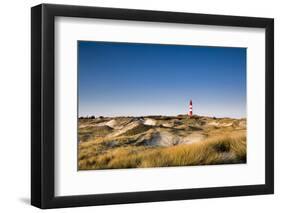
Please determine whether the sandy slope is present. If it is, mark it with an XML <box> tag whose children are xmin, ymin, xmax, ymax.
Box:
<box><xmin>79</xmin><ymin>115</ymin><xmax>246</xmax><ymax>146</ymax></box>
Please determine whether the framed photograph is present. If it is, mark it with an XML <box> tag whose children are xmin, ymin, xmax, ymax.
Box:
<box><xmin>31</xmin><ymin>4</ymin><xmax>274</xmax><ymax>209</ymax></box>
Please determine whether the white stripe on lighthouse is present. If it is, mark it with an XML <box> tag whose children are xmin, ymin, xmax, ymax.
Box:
<box><xmin>189</xmin><ymin>99</ymin><xmax>193</xmax><ymax>116</ymax></box>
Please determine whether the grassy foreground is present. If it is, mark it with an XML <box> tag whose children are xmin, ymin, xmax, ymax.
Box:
<box><xmin>79</xmin><ymin>134</ymin><xmax>246</xmax><ymax>170</ymax></box>
<box><xmin>78</xmin><ymin>115</ymin><xmax>246</xmax><ymax>170</ymax></box>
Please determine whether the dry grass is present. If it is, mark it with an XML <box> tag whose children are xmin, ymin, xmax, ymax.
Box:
<box><xmin>78</xmin><ymin>132</ymin><xmax>246</xmax><ymax>170</ymax></box>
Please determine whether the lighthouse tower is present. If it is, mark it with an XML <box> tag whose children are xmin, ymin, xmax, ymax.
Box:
<box><xmin>188</xmin><ymin>100</ymin><xmax>193</xmax><ymax>117</ymax></box>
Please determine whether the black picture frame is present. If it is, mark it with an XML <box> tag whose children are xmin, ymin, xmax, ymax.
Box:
<box><xmin>31</xmin><ymin>3</ymin><xmax>274</xmax><ymax>209</ymax></box>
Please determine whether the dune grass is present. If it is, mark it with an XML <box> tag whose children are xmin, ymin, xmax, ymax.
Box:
<box><xmin>78</xmin><ymin>133</ymin><xmax>246</xmax><ymax>170</ymax></box>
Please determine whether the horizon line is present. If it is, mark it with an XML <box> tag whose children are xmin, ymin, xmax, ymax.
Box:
<box><xmin>78</xmin><ymin>114</ymin><xmax>246</xmax><ymax>120</ymax></box>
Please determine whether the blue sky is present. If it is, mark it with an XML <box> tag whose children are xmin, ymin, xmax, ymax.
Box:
<box><xmin>78</xmin><ymin>41</ymin><xmax>246</xmax><ymax>118</ymax></box>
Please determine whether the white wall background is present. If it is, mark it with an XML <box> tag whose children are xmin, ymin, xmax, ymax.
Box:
<box><xmin>0</xmin><ymin>0</ymin><xmax>279</xmax><ymax>212</ymax></box>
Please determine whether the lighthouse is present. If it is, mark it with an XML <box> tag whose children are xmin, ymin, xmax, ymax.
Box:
<box><xmin>188</xmin><ymin>99</ymin><xmax>193</xmax><ymax>117</ymax></box>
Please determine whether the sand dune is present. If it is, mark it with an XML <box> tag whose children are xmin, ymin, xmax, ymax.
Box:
<box><xmin>78</xmin><ymin>115</ymin><xmax>246</xmax><ymax>170</ymax></box>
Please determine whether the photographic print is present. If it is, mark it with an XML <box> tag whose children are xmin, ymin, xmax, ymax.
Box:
<box><xmin>78</xmin><ymin>41</ymin><xmax>247</xmax><ymax>170</ymax></box>
<box><xmin>31</xmin><ymin>4</ymin><xmax>274</xmax><ymax>208</ymax></box>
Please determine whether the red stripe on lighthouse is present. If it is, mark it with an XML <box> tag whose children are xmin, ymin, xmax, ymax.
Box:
<box><xmin>189</xmin><ymin>100</ymin><xmax>193</xmax><ymax>117</ymax></box>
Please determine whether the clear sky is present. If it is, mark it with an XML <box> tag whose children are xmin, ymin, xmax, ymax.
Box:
<box><xmin>78</xmin><ymin>41</ymin><xmax>246</xmax><ymax>118</ymax></box>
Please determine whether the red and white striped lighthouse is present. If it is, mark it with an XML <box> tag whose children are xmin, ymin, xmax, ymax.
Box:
<box><xmin>188</xmin><ymin>99</ymin><xmax>193</xmax><ymax>117</ymax></box>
